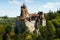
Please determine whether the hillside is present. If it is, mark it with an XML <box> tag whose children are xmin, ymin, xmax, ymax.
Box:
<box><xmin>0</xmin><ymin>10</ymin><xmax>60</xmax><ymax>40</ymax></box>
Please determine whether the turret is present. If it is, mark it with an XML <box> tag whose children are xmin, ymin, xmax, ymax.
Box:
<box><xmin>38</xmin><ymin>11</ymin><xmax>46</xmax><ymax>26</ymax></box>
<box><xmin>38</xmin><ymin>12</ymin><xmax>45</xmax><ymax>20</ymax></box>
<box><xmin>20</xmin><ymin>3</ymin><xmax>28</xmax><ymax>17</ymax></box>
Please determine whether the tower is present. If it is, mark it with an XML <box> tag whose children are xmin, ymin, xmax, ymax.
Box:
<box><xmin>20</xmin><ymin>3</ymin><xmax>28</xmax><ymax>18</ymax></box>
<box><xmin>38</xmin><ymin>12</ymin><xmax>46</xmax><ymax>26</ymax></box>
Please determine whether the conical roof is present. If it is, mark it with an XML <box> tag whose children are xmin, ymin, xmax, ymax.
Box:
<box><xmin>21</xmin><ymin>3</ymin><xmax>26</xmax><ymax>8</ymax></box>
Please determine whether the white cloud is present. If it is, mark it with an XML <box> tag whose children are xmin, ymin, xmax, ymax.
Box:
<box><xmin>8</xmin><ymin>0</ymin><xmax>21</xmax><ymax>5</ymax></box>
<box><xmin>42</xmin><ymin>3</ymin><xmax>54</xmax><ymax>8</ymax></box>
<box><xmin>24</xmin><ymin>0</ymin><xmax>33</xmax><ymax>3</ymax></box>
<box><xmin>38</xmin><ymin>2</ymin><xmax>60</xmax><ymax>13</ymax></box>
<box><xmin>42</xmin><ymin>2</ymin><xmax>60</xmax><ymax>9</ymax></box>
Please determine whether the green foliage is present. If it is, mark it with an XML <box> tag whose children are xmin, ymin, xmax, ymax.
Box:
<box><xmin>56</xmin><ymin>28</ymin><xmax>60</xmax><ymax>38</ymax></box>
<box><xmin>0</xmin><ymin>24</ymin><xmax>5</xmax><ymax>35</ymax></box>
<box><xmin>57</xmin><ymin>9</ymin><xmax>60</xmax><ymax>13</ymax></box>
<box><xmin>47</xmin><ymin>21</ymin><xmax>56</xmax><ymax>34</ymax></box>
<box><xmin>0</xmin><ymin>17</ymin><xmax>16</xmax><ymax>40</ymax></box>
<box><xmin>38</xmin><ymin>26</ymin><xmax>48</xmax><ymax>40</ymax></box>
<box><xmin>52</xmin><ymin>19</ymin><xmax>60</xmax><ymax>28</ymax></box>
<box><xmin>47</xmin><ymin>20</ymin><xmax>56</xmax><ymax>40</ymax></box>
<box><xmin>0</xmin><ymin>35</ymin><xmax>2</xmax><ymax>40</ymax></box>
<box><xmin>14</xmin><ymin>33</ymin><xmax>38</xmax><ymax>40</ymax></box>
<box><xmin>0</xmin><ymin>9</ymin><xmax>60</xmax><ymax>40</ymax></box>
<box><xmin>55</xmin><ymin>38</ymin><xmax>60</xmax><ymax>40</ymax></box>
<box><xmin>47</xmin><ymin>11</ymin><xmax>55</xmax><ymax>20</ymax></box>
<box><xmin>46</xmin><ymin>10</ymin><xmax>60</xmax><ymax>20</ymax></box>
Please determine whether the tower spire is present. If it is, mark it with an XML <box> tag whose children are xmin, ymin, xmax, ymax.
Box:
<box><xmin>20</xmin><ymin>1</ymin><xmax>27</xmax><ymax>17</ymax></box>
<box><xmin>23</xmin><ymin>0</ymin><xmax>26</xmax><ymax>5</ymax></box>
<box><xmin>23</xmin><ymin>1</ymin><xmax>26</xmax><ymax>8</ymax></box>
<box><xmin>24</xmin><ymin>0</ymin><xmax>25</xmax><ymax>4</ymax></box>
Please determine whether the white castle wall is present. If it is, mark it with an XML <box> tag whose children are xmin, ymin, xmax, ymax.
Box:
<box><xmin>42</xmin><ymin>20</ymin><xmax>46</xmax><ymax>26</ymax></box>
<box><xmin>25</xmin><ymin>21</ymin><xmax>35</xmax><ymax>33</ymax></box>
<box><xmin>16</xmin><ymin>19</ymin><xmax>46</xmax><ymax>33</ymax></box>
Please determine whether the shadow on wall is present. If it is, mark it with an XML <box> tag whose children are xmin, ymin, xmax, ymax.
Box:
<box><xmin>14</xmin><ymin>20</ymin><xmax>28</xmax><ymax>34</ymax></box>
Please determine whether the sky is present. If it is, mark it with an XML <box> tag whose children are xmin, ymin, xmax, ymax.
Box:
<box><xmin>0</xmin><ymin>0</ymin><xmax>60</xmax><ymax>17</ymax></box>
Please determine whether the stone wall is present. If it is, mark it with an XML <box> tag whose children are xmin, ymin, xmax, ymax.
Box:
<box><xmin>25</xmin><ymin>21</ymin><xmax>35</xmax><ymax>33</ymax></box>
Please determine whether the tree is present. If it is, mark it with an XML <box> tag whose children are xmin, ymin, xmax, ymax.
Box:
<box><xmin>47</xmin><ymin>10</ymin><xmax>57</xmax><ymax>20</ymax></box>
<box><xmin>56</xmin><ymin>28</ymin><xmax>60</xmax><ymax>38</ymax></box>
<box><xmin>57</xmin><ymin>8</ymin><xmax>60</xmax><ymax>13</ymax></box>
<box><xmin>37</xmin><ymin>26</ymin><xmax>48</xmax><ymax>40</ymax></box>
<box><xmin>0</xmin><ymin>24</ymin><xmax>6</xmax><ymax>40</ymax></box>
<box><xmin>52</xmin><ymin>19</ymin><xmax>60</xmax><ymax>28</ymax></box>
<box><xmin>47</xmin><ymin>20</ymin><xmax>56</xmax><ymax>40</ymax></box>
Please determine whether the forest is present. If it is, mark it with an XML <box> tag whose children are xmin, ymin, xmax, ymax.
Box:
<box><xmin>0</xmin><ymin>9</ymin><xmax>60</xmax><ymax>40</ymax></box>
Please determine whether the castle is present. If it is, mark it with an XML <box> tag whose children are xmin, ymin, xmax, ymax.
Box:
<box><xmin>16</xmin><ymin>4</ymin><xmax>46</xmax><ymax>34</ymax></box>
